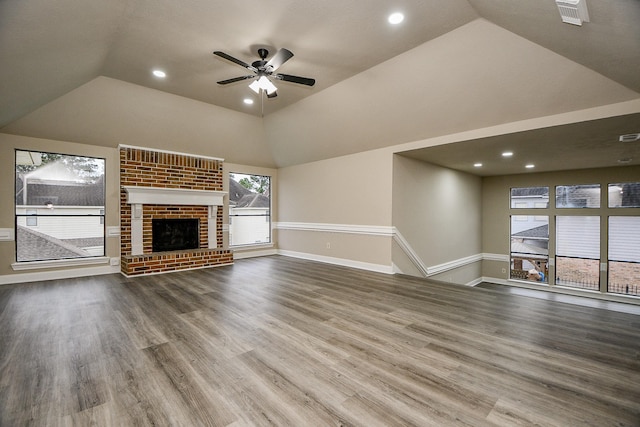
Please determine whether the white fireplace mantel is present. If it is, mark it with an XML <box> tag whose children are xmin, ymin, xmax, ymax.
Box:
<box><xmin>123</xmin><ymin>186</ymin><xmax>227</xmax><ymax>254</ymax></box>
<box><xmin>123</xmin><ymin>186</ymin><xmax>226</xmax><ymax>206</ymax></box>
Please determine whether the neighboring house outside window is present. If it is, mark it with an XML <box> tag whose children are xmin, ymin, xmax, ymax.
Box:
<box><xmin>26</xmin><ymin>209</ymin><xmax>37</xmax><ymax>226</ymax></box>
<box><xmin>228</xmin><ymin>173</ymin><xmax>271</xmax><ymax>246</ymax></box>
<box><xmin>15</xmin><ymin>150</ymin><xmax>106</xmax><ymax>262</ymax></box>
<box><xmin>510</xmin><ymin>187</ymin><xmax>549</xmax><ymax>282</ymax></box>
<box><xmin>508</xmin><ymin>183</ymin><xmax>640</xmax><ymax>296</ymax></box>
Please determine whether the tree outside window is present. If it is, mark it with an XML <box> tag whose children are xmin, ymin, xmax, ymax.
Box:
<box><xmin>228</xmin><ymin>173</ymin><xmax>271</xmax><ymax>246</ymax></box>
<box><xmin>15</xmin><ymin>150</ymin><xmax>105</xmax><ymax>262</ymax></box>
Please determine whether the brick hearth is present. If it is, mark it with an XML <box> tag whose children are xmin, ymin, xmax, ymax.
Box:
<box><xmin>119</xmin><ymin>145</ymin><xmax>232</xmax><ymax>276</ymax></box>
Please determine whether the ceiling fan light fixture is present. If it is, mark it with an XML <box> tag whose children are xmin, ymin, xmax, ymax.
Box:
<box><xmin>249</xmin><ymin>76</ymin><xmax>278</xmax><ymax>95</ymax></box>
<box><xmin>262</xmin><ymin>77</ymin><xmax>278</xmax><ymax>95</ymax></box>
<box><xmin>248</xmin><ymin>80</ymin><xmax>261</xmax><ymax>94</ymax></box>
<box><xmin>215</xmin><ymin>48</ymin><xmax>313</xmax><ymax>100</ymax></box>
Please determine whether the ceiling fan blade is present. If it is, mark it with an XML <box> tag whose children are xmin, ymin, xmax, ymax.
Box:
<box><xmin>213</xmin><ymin>51</ymin><xmax>257</xmax><ymax>72</ymax></box>
<box><xmin>265</xmin><ymin>48</ymin><xmax>294</xmax><ymax>72</ymax></box>
<box><xmin>274</xmin><ymin>73</ymin><xmax>315</xmax><ymax>86</ymax></box>
<box><xmin>266</xmin><ymin>91</ymin><xmax>278</xmax><ymax>99</ymax></box>
<box><xmin>217</xmin><ymin>75</ymin><xmax>256</xmax><ymax>85</ymax></box>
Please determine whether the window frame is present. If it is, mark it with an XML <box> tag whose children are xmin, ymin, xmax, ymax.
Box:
<box><xmin>14</xmin><ymin>149</ymin><xmax>106</xmax><ymax>263</ymax></box>
<box><xmin>555</xmin><ymin>184</ymin><xmax>601</xmax><ymax>209</ymax></box>
<box><xmin>509</xmin><ymin>214</ymin><xmax>549</xmax><ymax>284</ymax></box>
<box><xmin>555</xmin><ymin>215</ymin><xmax>601</xmax><ymax>291</ymax></box>
<box><xmin>607</xmin><ymin>215</ymin><xmax>640</xmax><ymax>296</ymax></box>
<box><xmin>608</xmin><ymin>182</ymin><xmax>640</xmax><ymax>208</ymax></box>
<box><xmin>228</xmin><ymin>172</ymin><xmax>272</xmax><ymax>248</ymax></box>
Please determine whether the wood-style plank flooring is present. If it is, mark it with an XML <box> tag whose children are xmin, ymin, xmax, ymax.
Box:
<box><xmin>1</xmin><ymin>255</ymin><xmax>639</xmax><ymax>426</ymax></box>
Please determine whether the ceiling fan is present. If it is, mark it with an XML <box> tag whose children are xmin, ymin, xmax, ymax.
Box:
<box><xmin>213</xmin><ymin>48</ymin><xmax>315</xmax><ymax>99</ymax></box>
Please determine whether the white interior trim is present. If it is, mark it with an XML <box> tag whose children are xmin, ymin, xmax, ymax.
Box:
<box><xmin>278</xmin><ymin>249</ymin><xmax>394</xmax><ymax>275</ymax></box>
<box><xmin>392</xmin><ymin>227</ymin><xmax>429</xmax><ymax>276</ymax></box>
<box><xmin>0</xmin><ymin>228</ymin><xmax>15</xmax><ymax>241</ymax></box>
<box><xmin>275</xmin><ymin>222</ymin><xmax>394</xmax><ymax>236</ymax></box>
<box><xmin>3</xmin><ymin>263</ymin><xmax>119</xmax><ymax>285</ymax></box>
<box><xmin>480</xmin><ymin>276</ymin><xmax>640</xmax><ymax>307</ymax></box>
<box><xmin>12</xmin><ymin>256</ymin><xmax>110</xmax><ymax>271</ymax></box>
<box><xmin>482</xmin><ymin>253</ymin><xmax>510</xmax><ymax>262</ymax></box>
<box><xmin>123</xmin><ymin>186</ymin><xmax>227</xmax><ymax>255</ymax></box>
<box><xmin>427</xmin><ymin>253</ymin><xmax>483</xmax><ymax>276</ymax></box>
<box><xmin>123</xmin><ymin>186</ymin><xmax>226</xmax><ymax>206</ymax></box>
<box><xmin>393</xmin><ymin>227</ymin><xmax>483</xmax><ymax>277</ymax></box>
<box><xmin>208</xmin><ymin>206</ymin><xmax>217</xmax><ymax>249</ymax></box>
<box><xmin>106</xmin><ymin>226</ymin><xmax>121</xmax><ymax>237</ymax></box>
<box><xmin>277</xmin><ymin>222</ymin><xmax>486</xmax><ymax>278</ymax></box>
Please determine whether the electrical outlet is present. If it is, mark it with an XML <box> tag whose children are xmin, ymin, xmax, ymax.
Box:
<box><xmin>502</xmin><ymin>268</ymin><xmax>506</xmax><ymax>274</ymax></box>
<box><xmin>326</xmin><ymin>242</ymin><xmax>331</xmax><ymax>249</ymax></box>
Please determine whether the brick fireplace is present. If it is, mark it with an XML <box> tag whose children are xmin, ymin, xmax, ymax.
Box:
<box><xmin>119</xmin><ymin>145</ymin><xmax>233</xmax><ymax>276</ymax></box>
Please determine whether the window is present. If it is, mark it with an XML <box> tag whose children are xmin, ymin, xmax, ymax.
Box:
<box><xmin>510</xmin><ymin>187</ymin><xmax>549</xmax><ymax>208</ymax></box>
<box><xmin>555</xmin><ymin>216</ymin><xmax>600</xmax><ymax>291</ymax></box>
<box><xmin>508</xmin><ymin>182</ymin><xmax>639</xmax><ymax>297</ymax></box>
<box><xmin>608</xmin><ymin>216</ymin><xmax>640</xmax><ymax>296</ymax></box>
<box><xmin>229</xmin><ymin>173</ymin><xmax>271</xmax><ymax>246</ymax></box>
<box><xmin>509</xmin><ymin>187</ymin><xmax>549</xmax><ymax>283</ymax></box>
<box><xmin>510</xmin><ymin>215</ymin><xmax>549</xmax><ymax>283</ymax></box>
<box><xmin>26</xmin><ymin>209</ymin><xmax>37</xmax><ymax>226</ymax></box>
<box><xmin>15</xmin><ymin>150</ymin><xmax>105</xmax><ymax>262</ymax></box>
<box><xmin>556</xmin><ymin>184</ymin><xmax>600</xmax><ymax>208</ymax></box>
<box><xmin>609</xmin><ymin>182</ymin><xmax>640</xmax><ymax>208</ymax></box>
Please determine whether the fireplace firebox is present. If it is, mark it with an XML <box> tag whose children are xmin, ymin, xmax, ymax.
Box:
<box><xmin>152</xmin><ymin>218</ymin><xmax>199</xmax><ymax>252</ymax></box>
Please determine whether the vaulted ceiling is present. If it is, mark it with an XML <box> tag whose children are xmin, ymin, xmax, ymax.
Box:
<box><xmin>1</xmin><ymin>0</ymin><xmax>639</xmax><ymax>171</ymax></box>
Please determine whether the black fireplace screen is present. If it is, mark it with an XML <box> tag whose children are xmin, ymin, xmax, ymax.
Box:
<box><xmin>152</xmin><ymin>218</ymin><xmax>199</xmax><ymax>252</ymax></box>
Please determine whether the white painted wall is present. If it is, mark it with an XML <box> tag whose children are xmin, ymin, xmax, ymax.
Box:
<box><xmin>392</xmin><ymin>154</ymin><xmax>482</xmax><ymax>282</ymax></box>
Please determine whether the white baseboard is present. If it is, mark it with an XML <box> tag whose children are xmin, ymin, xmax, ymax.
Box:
<box><xmin>276</xmin><ymin>222</ymin><xmax>497</xmax><ymax>280</ymax></box>
<box><xmin>278</xmin><ymin>249</ymin><xmax>394</xmax><ymax>275</ymax></box>
<box><xmin>465</xmin><ymin>277</ymin><xmax>484</xmax><ymax>287</ymax></box>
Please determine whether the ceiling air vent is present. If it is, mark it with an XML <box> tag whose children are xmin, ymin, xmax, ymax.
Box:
<box><xmin>619</xmin><ymin>133</ymin><xmax>640</xmax><ymax>143</ymax></box>
<box><xmin>556</xmin><ymin>0</ymin><xmax>590</xmax><ymax>26</ymax></box>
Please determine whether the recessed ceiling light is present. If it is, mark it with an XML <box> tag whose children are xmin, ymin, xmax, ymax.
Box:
<box><xmin>525</xmin><ymin>164</ymin><xmax>535</xmax><ymax>169</ymax></box>
<box><xmin>617</xmin><ymin>158</ymin><xmax>632</xmax><ymax>164</ymax></box>
<box><xmin>388</xmin><ymin>12</ymin><xmax>404</xmax><ymax>25</ymax></box>
<box><xmin>243</xmin><ymin>98</ymin><xmax>254</xmax><ymax>105</ymax></box>
<box><xmin>152</xmin><ymin>69</ymin><xmax>166</xmax><ymax>78</ymax></box>
<box><xmin>474</xmin><ymin>163</ymin><xmax>483</xmax><ymax>167</ymax></box>
<box><xmin>502</xmin><ymin>151</ymin><xmax>513</xmax><ymax>157</ymax></box>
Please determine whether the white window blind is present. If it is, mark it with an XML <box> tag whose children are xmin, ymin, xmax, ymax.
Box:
<box><xmin>609</xmin><ymin>216</ymin><xmax>640</xmax><ymax>262</ymax></box>
<box><xmin>556</xmin><ymin>216</ymin><xmax>600</xmax><ymax>259</ymax></box>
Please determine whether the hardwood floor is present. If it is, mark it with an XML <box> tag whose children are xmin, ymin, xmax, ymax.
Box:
<box><xmin>1</xmin><ymin>255</ymin><xmax>639</xmax><ymax>426</ymax></box>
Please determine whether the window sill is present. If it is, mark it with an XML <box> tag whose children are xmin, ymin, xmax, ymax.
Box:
<box><xmin>12</xmin><ymin>257</ymin><xmax>110</xmax><ymax>271</ymax></box>
<box><xmin>507</xmin><ymin>279</ymin><xmax>640</xmax><ymax>303</ymax></box>
<box><xmin>231</xmin><ymin>243</ymin><xmax>274</xmax><ymax>251</ymax></box>
<box><xmin>510</xmin><ymin>279</ymin><xmax>550</xmax><ymax>287</ymax></box>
